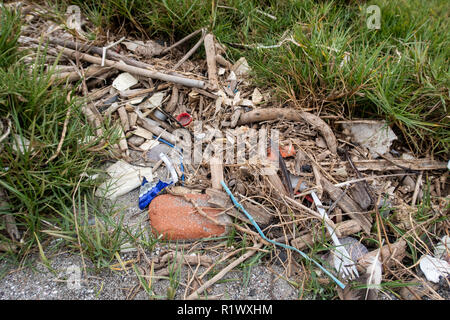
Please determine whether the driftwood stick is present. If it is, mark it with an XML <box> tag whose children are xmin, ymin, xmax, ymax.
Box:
<box><xmin>43</xmin><ymin>36</ymin><xmax>152</xmax><ymax>70</ymax></box>
<box><xmin>125</xmin><ymin>83</ymin><xmax>171</xmax><ymax>99</ymax></box>
<box><xmin>117</xmin><ymin>106</ymin><xmax>130</xmax><ymax>132</ymax></box>
<box><xmin>164</xmin><ymin>85</ymin><xmax>179</xmax><ymax>114</ymax></box>
<box><xmin>86</xmin><ymin>68</ymin><xmax>118</xmax><ymax>88</ymax></box>
<box><xmin>411</xmin><ymin>172</ymin><xmax>423</xmax><ymax>206</ymax></box>
<box><xmin>54</xmin><ymin>45</ymin><xmax>206</xmax><ymax>88</ymax></box>
<box><xmin>186</xmin><ymin>243</ymin><xmax>263</xmax><ymax>300</ymax></box>
<box><xmin>320</xmin><ymin>159</ymin><xmax>448</xmax><ymax>172</ymax></box>
<box><xmin>86</xmin><ymin>86</ymin><xmax>111</xmax><ymax>102</ymax></box>
<box><xmin>210</xmin><ymin>157</ymin><xmax>224</xmax><ymax>190</ymax></box>
<box><xmin>215</xmin><ymin>54</ymin><xmax>233</xmax><ymax>69</ymax></box>
<box><xmin>135</xmin><ymin>111</ymin><xmax>178</xmax><ymax>145</ymax></box>
<box><xmin>291</xmin><ymin>220</ymin><xmax>361</xmax><ymax>250</ymax></box>
<box><xmin>357</xmin><ymin>239</ymin><xmax>406</xmax><ymax>271</ymax></box>
<box><xmin>51</xmin><ymin>65</ymin><xmax>112</xmax><ymax>83</ymax></box>
<box><xmin>160</xmin><ymin>29</ymin><xmax>203</xmax><ymax>55</ymax></box>
<box><xmin>117</xmin><ymin>125</ymin><xmax>129</xmax><ymax>156</ymax></box>
<box><xmin>203</xmin><ymin>33</ymin><xmax>218</xmax><ymax>87</ymax></box>
<box><xmin>18</xmin><ymin>34</ymin><xmax>207</xmax><ymax>89</ymax></box>
<box><xmin>172</xmin><ymin>29</ymin><xmax>206</xmax><ymax>71</ymax></box>
<box><xmin>321</xmin><ymin>176</ymin><xmax>373</xmax><ymax>234</ymax></box>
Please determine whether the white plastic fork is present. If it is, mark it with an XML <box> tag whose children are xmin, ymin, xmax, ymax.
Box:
<box><xmin>310</xmin><ymin>191</ymin><xmax>359</xmax><ymax>280</ymax></box>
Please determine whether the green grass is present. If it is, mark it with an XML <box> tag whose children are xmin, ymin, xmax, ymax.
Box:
<box><xmin>0</xmin><ymin>5</ymin><xmax>131</xmax><ymax>268</ymax></box>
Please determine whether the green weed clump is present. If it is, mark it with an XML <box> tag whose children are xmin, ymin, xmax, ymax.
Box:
<box><xmin>0</xmin><ymin>6</ymin><xmax>129</xmax><ymax>267</ymax></box>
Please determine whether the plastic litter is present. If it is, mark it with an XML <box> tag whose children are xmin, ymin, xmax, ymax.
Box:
<box><xmin>176</xmin><ymin>112</ymin><xmax>193</xmax><ymax>126</ymax></box>
<box><xmin>96</xmin><ymin>160</ymin><xmax>153</xmax><ymax>200</ymax></box>
<box><xmin>153</xmin><ymin>109</ymin><xmax>168</xmax><ymax>121</ymax></box>
<box><xmin>220</xmin><ymin>180</ymin><xmax>346</xmax><ymax>289</ymax></box>
<box><xmin>434</xmin><ymin>235</ymin><xmax>450</xmax><ymax>262</ymax></box>
<box><xmin>138</xmin><ymin>152</ymin><xmax>178</xmax><ymax>210</ymax></box>
<box><xmin>419</xmin><ymin>254</ymin><xmax>450</xmax><ymax>283</ymax></box>
<box><xmin>341</xmin><ymin>120</ymin><xmax>397</xmax><ymax>158</ymax></box>
<box><xmin>112</xmin><ymin>72</ymin><xmax>138</xmax><ymax>92</ymax></box>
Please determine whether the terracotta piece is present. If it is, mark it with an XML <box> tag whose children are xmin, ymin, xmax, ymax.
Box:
<box><xmin>148</xmin><ymin>193</ymin><xmax>229</xmax><ymax>240</ymax></box>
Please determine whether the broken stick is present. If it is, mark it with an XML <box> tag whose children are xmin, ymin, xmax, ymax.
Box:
<box><xmin>186</xmin><ymin>243</ymin><xmax>263</xmax><ymax>300</ymax></box>
<box><xmin>321</xmin><ymin>176</ymin><xmax>373</xmax><ymax>234</ymax></box>
<box><xmin>210</xmin><ymin>157</ymin><xmax>224</xmax><ymax>190</ymax></box>
<box><xmin>291</xmin><ymin>220</ymin><xmax>361</xmax><ymax>250</ymax></box>
<box><xmin>29</xmin><ymin>38</ymin><xmax>207</xmax><ymax>88</ymax></box>
<box><xmin>204</xmin><ymin>33</ymin><xmax>218</xmax><ymax>88</ymax></box>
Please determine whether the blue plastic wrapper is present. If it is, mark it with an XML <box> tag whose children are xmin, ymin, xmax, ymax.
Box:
<box><xmin>138</xmin><ymin>177</ymin><xmax>172</xmax><ymax>210</ymax></box>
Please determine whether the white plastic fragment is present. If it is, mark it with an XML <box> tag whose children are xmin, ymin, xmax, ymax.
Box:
<box><xmin>226</xmin><ymin>71</ymin><xmax>237</xmax><ymax>81</ymax></box>
<box><xmin>159</xmin><ymin>153</ymin><xmax>178</xmax><ymax>184</ymax></box>
<box><xmin>96</xmin><ymin>160</ymin><xmax>153</xmax><ymax>200</ymax></box>
<box><xmin>12</xmin><ymin>134</ymin><xmax>31</xmax><ymax>154</ymax></box>
<box><xmin>342</xmin><ymin>120</ymin><xmax>397</xmax><ymax>158</ymax></box>
<box><xmin>140</xmin><ymin>91</ymin><xmax>165</xmax><ymax>109</ymax></box>
<box><xmin>401</xmin><ymin>152</ymin><xmax>416</xmax><ymax>160</ymax></box>
<box><xmin>112</xmin><ymin>72</ymin><xmax>138</xmax><ymax>92</ymax></box>
<box><xmin>434</xmin><ymin>236</ymin><xmax>450</xmax><ymax>261</ymax></box>
<box><xmin>218</xmin><ymin>67</ymin><xmax>226</xmax><ymax>76</ymax></box>
<box><xmin>139</xmin><ymin>139</ymin><xmax>159</xmax><ymax>152</ymax></box>
<box><xmin>232</xmin><ymin>57</ymin><xmax>250</xmax><ymax>77</ymax></box>
<box><xmin>252</xmin><ymin>88</ymin><xmax>263</xmax><ymax>105</ymax></box>
<box><xmin>129</xmin><ymin>96</ymin><xmax>145</xmax><ymax>105</ymax></box>
<box><xmin>419</xmin><ymin>254</ymin><xmax>450</xmax><ymax>283</ymax></box>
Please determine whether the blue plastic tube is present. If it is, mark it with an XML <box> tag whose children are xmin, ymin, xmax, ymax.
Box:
<box><xmin>220</xmin><ymin>180</ymin><xmax>346</xmax><ymax>289</ymax></box>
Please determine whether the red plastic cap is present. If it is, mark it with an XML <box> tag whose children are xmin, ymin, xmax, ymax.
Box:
<box><xmin>176</xmin><ymin>112</ymin><xmax>193</xmax><ymax>126</ymax></box>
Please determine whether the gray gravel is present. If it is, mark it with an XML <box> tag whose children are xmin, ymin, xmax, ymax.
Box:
<box><xmin>0</xmin><ymin>177</ymin><xmax>300</xmax><ymax>300</ymax></box>
<box><xmin>0</xmin><ymin>250</ymin><xmax>299</xmax><ymax>300</ymax></box>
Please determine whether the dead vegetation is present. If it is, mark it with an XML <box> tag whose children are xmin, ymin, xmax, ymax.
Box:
<box><xmin>1</xmin><ymin>2</ymin><xmax>449</xmax><ymax>300</ymax></box>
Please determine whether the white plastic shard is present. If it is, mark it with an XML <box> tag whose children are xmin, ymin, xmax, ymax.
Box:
<box><xmin>140</xmin><ymin>91</ymin><xmax>166</xmax><ymax>109</ymax></box>
<box><xmin>159</xmin><ymin>152</ymin><xmax>178</xmax><ymax>184</ymax></box>
<box><xmin>12</xmin><ymin>134</ymin><xmax>31</xmax><ymax>154</ymax></box>
<box><xmin>112</xmin><ymin>72</ymin><xmax>138</xmax><ymax>92</ymax></box>
<box><xmin>434</xmin><ymin>236</ymin><xmax>450</xmax><ymax>261</ymax></box>
<box><xmin>122</xmin><ymin>40</ymin><xmax>164</xmax><ymax>57</ymax></box>
<box><xmin>122</xmin><ymin>41</ymin><xmax>144</xmax><ymax>52</ymax></box>
<box><xmin>342</xmin><ymin>120</ymin><xmax>397</xmax><ymax>158</ymax></box>
<box><xmin>232</xmin><ymin>57</ymin><xmax>250</xmax><ymax>77</ymax></box>
<box><xmin>95</xmin><ymin>160</ymin><xmax>153</xmax><ymax>200</ymax></box>
<box><xmin>419</xmin><ymin>254</ymin><xmax>450</xmax><ymax>283</ymax></box>
<box><xmin>226</xmin><ymin>71</ymin><xmax>237</xmax><ymax>81</ymax></box>
<box><xmin>252</xmin><ymin>88</ymin><xmax>263</xmax><ymax>105</ymax></box>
